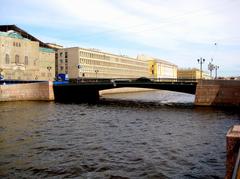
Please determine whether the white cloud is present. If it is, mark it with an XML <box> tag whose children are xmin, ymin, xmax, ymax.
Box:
<box><xmin>1</xmin><ymin>0</ymin><xmax>240</xmax><ymax>76</ymax></box>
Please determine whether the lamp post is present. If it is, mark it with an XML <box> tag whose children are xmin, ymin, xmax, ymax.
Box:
<box><xmin>77</xmin><ymin>64</ymin><xmax>81</xmax><ymax>83</ymax></box>
<box><xmin>47</xmin><ymin>66</ymin><xmax>52</xmax><ymax>81</ymax></box>
<box><xmin>214</xmin><ymin>65</ymin><xmax>219</xmax><ymax>79</ymax></box>
<box><xmin>197</xmin><ymin>57</ymin><xmax>205</xmax><ymax>79</ymax></box>
<box><xmin>95</xmin><ymin>70</ymin><xmax>99</xmax><ymax>81</ymax></box>
<box><xmin>208</xmin><ymin>58</ymin><xmax>215</xmax><ymax>79</ymax></box>
<box><xmin>0</xmin><ymin>68</ymin><xmax>3</xmax><ymax>80</ymax></box>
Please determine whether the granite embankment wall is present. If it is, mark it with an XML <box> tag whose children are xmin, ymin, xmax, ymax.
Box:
<box><xmin>195</xmin><ymin>80</ymin><xmax>240</xmax><ymax>106</ymax></box>
<box><xmin>0</xmin><ymin>82</ymin><xmax>54</xmax><ymax>101</ymax></box>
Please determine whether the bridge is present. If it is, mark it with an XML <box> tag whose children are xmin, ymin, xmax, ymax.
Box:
<box><xmin>0</xmin><ymin>78</ymin><xmax>239</xmax><ymax>106</ymax></box>
<box><xmin>53</xmin><ymin>78</ymin><xmax>197</xmax><ymax>103</ymax></box>
<box><xmin>53</xmin><ymin>78</ymin><xmax>240</xmax><ymax>106</ymax></box>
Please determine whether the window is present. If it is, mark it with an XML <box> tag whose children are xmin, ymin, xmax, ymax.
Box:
<box><xmin>5</xmin><ymin>54</ymin><xmax>10</xmax><ymax>64</ymax></box>
<box><xmin>15</xmin><ymin>55</ymin><xmax>20</xmax><ymax>64</ymax></box>
<box><xmin>60</xmin><ymin>52</ymin><xmax>63</xmax><ymax>57</ymax></box>
<box><xmin>60</xmin><ymin>66</ymin><xmax>64</xmax><ymax>71</ymax></box>
<box><xmin>65</xmin><ymin>52</ymin><xmax>68</xmax><ymax>58</ymax></box>
<box><xmin>34</xmin><ymin>58</ymin><xmax>38</xmax><ymax>66</ymax></box>
<box><xmin>13</xmin><ymin>42</ymin><xmax>15</xmax><ymax>46</ymax></box>
<box><xmin>24</xmin><ymin>56</ymin><xmax>28</xmax><ymax>65</ymax></box>
<box><xmin>65</xmin><ymin>66</ymin><xmax>68</xmax><ymax>73</ymax></box>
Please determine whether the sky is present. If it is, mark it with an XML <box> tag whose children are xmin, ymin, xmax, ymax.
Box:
<box><xmin>0</xmin><ymin>0</ymin><xmax>240</xmax><ymax>76</ymax></box>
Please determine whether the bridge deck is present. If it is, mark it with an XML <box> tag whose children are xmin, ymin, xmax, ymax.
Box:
<box><xmin>54</xmin><ymin>79</ymin><xmax>197</xmax><ymax>95</ymax></box>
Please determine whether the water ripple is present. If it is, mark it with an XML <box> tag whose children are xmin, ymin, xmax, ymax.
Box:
<box><xmin>0</xmin><ymin>91</ymin><xmax>239</xmax><ymax>178</ymax></box>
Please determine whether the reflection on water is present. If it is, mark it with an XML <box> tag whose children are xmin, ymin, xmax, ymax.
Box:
<box><xmin>0</xmin><ymin>90</ymin><xmax>239</xmax><ymax>178</ymax></box>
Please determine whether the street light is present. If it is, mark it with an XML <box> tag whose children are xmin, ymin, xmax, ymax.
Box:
<box><xmin>95</xmin><ymin>70</ymin><xmax>99</xmax><ymax>81</ymax></box>
<box><xmin>0</xmin><ymin>68</ymin><xmax>3</xmax><ymax>80</ymax></box>
<box><xmin>77</xmin><ymin>64</ymin><xmax>81</xmax><ymax>83</ymax></box>
<box><xmin>214</xmin><ymin>65</ymin><xmax>219</xmax><ymax>79</ymax></box>
<box><xmin>197</xmin><ymin>57</ymin><xmax>205</xmax><ymax>79</ymax></box>
<box><xmin>208</xmin><ymin>58</ymin><xmax>215</xmax><ymax>79</ymax></box>
<box><xmin>47</xmin><ymin>66</ymin><xmax>52</xmax><ymax>81</ymax></box>
<box><xmin>77</xmin><ymin>64</ymin><xmax>85</xmax><ymax>82</ymax></box>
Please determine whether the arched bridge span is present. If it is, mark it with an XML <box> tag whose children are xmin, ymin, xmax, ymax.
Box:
<box><xmin>53</xmin><ymin>79</ymin><xmax>197</xmax><ymax>102</ymax></box>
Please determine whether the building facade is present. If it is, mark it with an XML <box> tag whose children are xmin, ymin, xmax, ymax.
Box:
<box><xmin>177</xmin><ymin>68</ymin><xmax>211</xmax><ymax>79</ymax></box>
<box><xmin>137</xmin><ymin>55</ymin><xmax>177</xmax><ymax>79</ymax></box>
<box><xmin>0</xmin><ymin>25</ymin><xmax>55</xmax><ymax>81</ymax></box>
<box><xmin>57</xmin><ymin>47</ymin><xmax>150</xmax><ymax>79</ymax></box>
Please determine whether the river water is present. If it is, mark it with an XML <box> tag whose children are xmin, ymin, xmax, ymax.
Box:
<box><xmin>0</xmin><ymin>90</ymin><xmax>239</xmax><ymax>179</ymax></box>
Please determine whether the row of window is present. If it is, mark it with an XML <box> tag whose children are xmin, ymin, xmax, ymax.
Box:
<box><xmin>79</xmin><ymin>58</ymin><xmax>148</xmax><ymax>71</ymax></box>
<box><xmin>118</xmin><ymin>58</ymin><xmax>145</xmax><ymax>66</ymax></box>
<box><xmin>79</xmin><ymin>51</ymin><xmax>110</xmax><ymax>61</ymax></box>
<box><xmin>59</xmin><ymin>59</ymin><xmax>68</xmax><ymax>63</ymax></box>
<box><xmin>79</xmin><ymin>50</ymin><xmax>145</xmax><ymax>66</ymax></box>
<box><xmin>59</xmin><ymin>65</ymin><xmax>68</xmax><ymax>73</ymax></box>
<box><xmin>78</xmin><ymin>65</ymin><xmax>148</xmax><ymax>75</ymax></box>
<box><xmin>13</xmin><ymin>42</ymin><xmax>21</xmax><ymax>47</ymax></box>
<box><xmin>77</xmin><ymin>70</ymin><xmax>146</xmax><ymax>78</ymax></box>
<box><xmin>5</xmin><ymin>54</ymin><xmax>33</xmax><ymax>65</ymax></box>
<box><xmin>59</xmin><ymin>52</ymin><xmax>68</xmax><ymax>58</ymax></box>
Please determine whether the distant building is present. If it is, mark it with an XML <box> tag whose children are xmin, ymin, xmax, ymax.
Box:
<box><xmin>46</xmin><ymin>43</ymin><xmax>63</xmax><ymax>78</ymax></box>
<box><xmin>0</xmin><ymin>25</ymin><xmax>55</xmax><ymax>80</ymax></box>
<box><xmin>137</xmin><ymin>55</ymin><xmax>177</xmax><ymax>79</ymax></box>
<box><xmin>57</xmin><ymin>47</ymin><xmax>150</xmax><ymax>79</ymax></box>
<box><xmin>177</xmin><ymin>68</ymin><xmax>211</xmax><ymax>79</ymax></box>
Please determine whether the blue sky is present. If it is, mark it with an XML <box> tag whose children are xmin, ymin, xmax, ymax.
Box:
<box><xmin>1</xmin><ymin>0</ymin><xmax>240</xmax><ymax>76</ymax></box>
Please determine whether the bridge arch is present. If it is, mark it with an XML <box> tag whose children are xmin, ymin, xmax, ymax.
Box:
<box><xmin>53</xmin><ymin>80</ymin><xmax>197</xmax><ymax>103</ymax></box>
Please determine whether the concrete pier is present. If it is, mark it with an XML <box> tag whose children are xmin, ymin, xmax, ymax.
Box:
<box><xmin>195</xmin><ymin>80</ymin><xmax>240</xmax><ymax>106</ymax></box>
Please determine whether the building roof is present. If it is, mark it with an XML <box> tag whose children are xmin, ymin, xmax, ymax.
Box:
<box><xmin>137</xmin><ymin>54</ymin><xmax>177</xmax><ymax>67</ymax></box>
<box><xmin>46</xmin><ymin>43</ymin><xmax>63</xmax><ymax>49</ymax></box>
<box><xmin>0</xmin><ymin>25</ymin><xmax>53</xmax><ymax>49</ymax></box>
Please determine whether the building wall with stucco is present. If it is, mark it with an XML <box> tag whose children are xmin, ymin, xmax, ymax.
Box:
<box><xmin>177</xmin><ymin>68</ymin><xmax>210</xmax><ymax>79</ymax></box>
<box><xmin>57</xmin><ymin>47</ymin><xmax>150</xmax><ymax>79</ymax></box>
<box><xmin>0</xmin><ymin>30</ymin><xmax>55</xmax><ymax>81</ymax></box>
<box><xmin>137</xmin><ymin>55</ymin><xmax>177</xmax><ymax>79</ymax></box>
